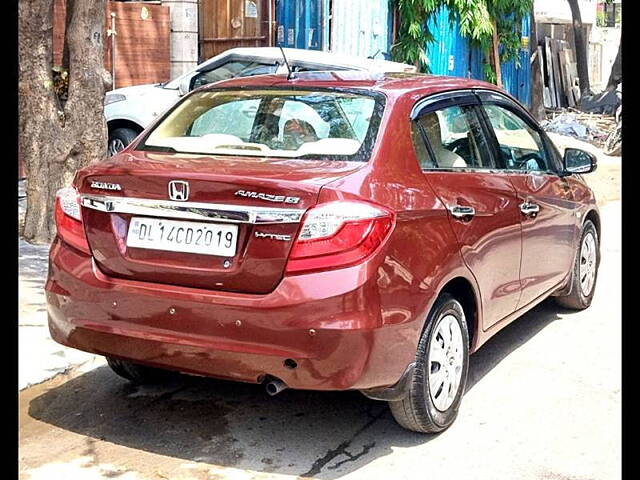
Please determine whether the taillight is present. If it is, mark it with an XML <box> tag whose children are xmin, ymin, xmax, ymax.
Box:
<box><xmin>54</xmin><ymin>187</ymin><xmax>90</xmax><ymax>254</ymax></box>
<box><xmin>286</xmin><ymin>201</ymin><xmax>394</xmax><ymax>274</ymax></box>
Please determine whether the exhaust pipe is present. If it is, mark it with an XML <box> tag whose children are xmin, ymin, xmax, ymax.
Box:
<box><xmin>265</xmin><ymin>378</ymin><xmax>287</xmax><ymax>396</ymax></box>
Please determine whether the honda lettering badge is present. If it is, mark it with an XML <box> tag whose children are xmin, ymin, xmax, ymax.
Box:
<box><xmin>168</xmin><ymin>180</ymin><xmax>189</xmax><ymax>201</ymax></box>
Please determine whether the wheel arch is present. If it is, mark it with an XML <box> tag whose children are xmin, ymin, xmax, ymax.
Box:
<box><xmin>584</xmin><ymin>208</ymin><xmax>601</xmax><ymax>242</ymax></box>
<box><xmin>437</xmin><ymin>276</ymin><xmax>481</xmax><ymax>352</ymax></box>
<box><xmin>107</xmin><ymin>119</ymin><xmax>144</xmax><ymax>135</ymax></box>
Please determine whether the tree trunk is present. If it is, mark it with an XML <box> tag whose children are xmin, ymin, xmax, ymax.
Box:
<box><xmin>529</xmin><ymin>13</ymin><xmax>546</xmax><ymax>121</ymax></box>
<box><xmin>19</xmin><ymin>0</ymin><xmax>111</xmax><ymax>244</ymax></box>
<box><xmin>606</xmin><ymin>40</ymin><xmax>621</xmax><ymax>91</ymax></box>
<box><xmin>491</xmin><ymin>19</ymin><xmax>503</xmax><ymax>88</ymax></box>
<box><xmin>567</xmin><ymin>0</ymin><xmax>591</xmax><ymax>96</ymax></box>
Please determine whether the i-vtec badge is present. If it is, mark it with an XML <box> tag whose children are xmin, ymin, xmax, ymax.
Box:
<box><xmin>90</xmin><ymin>181</ymin><xmax>122</xmax><ymax>191</ymax></box>
<box><xmin>235</xmin><ymin>190</ymin><xmax>300</xmax><ymax>204</ymax></box>
<box><xmin>255</xmin><ymin>232</ymin><xmax>292</xmax><ymax>241</ymax></box>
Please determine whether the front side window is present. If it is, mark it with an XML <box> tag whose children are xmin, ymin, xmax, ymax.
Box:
<box><xmin>482</xmin><ymin>104</ymin><xmax>552</xmax><ymax>172</ymax></box>
<box><xmin>412</xmin><ymin>105</ymin><xmax>494</xmax><ymax>170</ymax></box>
<box><xmin>191</xmin><ymin>61</ymin><xmax>278</xmax><ymax>90</ymax></box>
<box><xmin>140</xmin><ymin>89</ymin><xmax>382</xmax><ymax>161</ymax></box>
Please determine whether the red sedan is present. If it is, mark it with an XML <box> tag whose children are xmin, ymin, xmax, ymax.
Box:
<box><xmin>46</xmin><ymin>71</ymin><xmax>600</xmax><ymax>433</ymax></box>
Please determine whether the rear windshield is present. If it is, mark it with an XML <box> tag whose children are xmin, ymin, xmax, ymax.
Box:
<box><xmin>138</xmin><ymin>89</ymin><xmax>384</xmax><ymax>162</ymax></box>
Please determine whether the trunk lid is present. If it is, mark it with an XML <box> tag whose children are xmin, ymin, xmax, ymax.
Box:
<box><xmin>77</xmin><ymin>151</ymin><xmax>364</xmax><ymax>293</ymax></box>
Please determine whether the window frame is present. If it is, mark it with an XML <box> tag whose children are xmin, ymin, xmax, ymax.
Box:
<box><xmin>290</xmin><ymin>62</ymin><xmax>352</xmax><ymax>73</ymax></box>
<box><xmin>411</xmin><ymin>90</ymin><xmax>500</xmax><ymax>173</ymax></box>
<box><xmin>473</xmin><ymin>89</ymin><xmax>564</xmax><ymax>175</ymax></box>
<box><xmin>189</xmin><ymin>56</ymin><xmax>280</xmax><ymax>91</ymax></box>
<box><xmin>134</xmin><ymin>86</ymin><xmax>387</xmax><ymax>163</ymax></box>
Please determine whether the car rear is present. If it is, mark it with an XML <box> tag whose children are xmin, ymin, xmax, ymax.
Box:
<box><xmin>46</xmin><ymin>82</ymin><xmax>407</xmax><ymax>391</ymax></box>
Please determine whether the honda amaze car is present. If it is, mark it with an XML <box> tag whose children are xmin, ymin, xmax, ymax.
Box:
<box><xmin>47</xmin><ymin>71</ymin><xmax>600</xmax><ymax>433</ymax></box>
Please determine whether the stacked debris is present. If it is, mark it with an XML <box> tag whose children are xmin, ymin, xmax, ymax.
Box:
<box><xmin>536</xmin><ymin>37</ymin><xmax>580</xmax><ymax>109</ymax></box>
<box><xmin>541</xmin><ymin>109</ymin><xmax>618</xmax><ymax>148</ymax></box>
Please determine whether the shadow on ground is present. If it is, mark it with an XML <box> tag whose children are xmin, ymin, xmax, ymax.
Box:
<box><xmin>26</xmin><ymin>298</ymin><xmax>575</xmax><ymax>479</ymax></box>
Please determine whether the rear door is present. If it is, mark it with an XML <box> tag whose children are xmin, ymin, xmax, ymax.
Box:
<box><xmin>411</xmin><ymin>91</ymin><xmax>522</xmax><ymax>329</ymax></box>
<box><xmin>476</xmin><ymin>91</ymin><xmax>577</xmax><ymax>308</ymax></box>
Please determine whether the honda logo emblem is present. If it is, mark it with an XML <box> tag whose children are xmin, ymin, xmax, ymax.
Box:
<box><xmin>168</xmin><ymin>180</ymin><xmax>189</xmax><ymax>201</ymax></box>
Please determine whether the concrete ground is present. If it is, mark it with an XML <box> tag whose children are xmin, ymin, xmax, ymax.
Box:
<box><xmin>19</xmin><ymin>179</ymin><xmax>103</xmax><ymax>391</ymax></box>
<box><xmin>18</xmin><ymin>137</ymin><xmax>621</xmax><ymax>480</ymax></box>
<box><xmin>18</xmin><ymin>238</ymin><xmax>103</xmax><ymax>390</ymax></box>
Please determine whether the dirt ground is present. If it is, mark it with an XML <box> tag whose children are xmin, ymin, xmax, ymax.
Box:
<box><xmin>546</xmin><ymin>132</ymin><xmax>621</xmax><ymax>205</ymax></box>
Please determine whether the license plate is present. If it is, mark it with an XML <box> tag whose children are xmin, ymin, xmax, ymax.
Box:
<box><xmin>126</xmin><ymin>217</ymin><xmax>238</xmax><ymax>256</ymax></box>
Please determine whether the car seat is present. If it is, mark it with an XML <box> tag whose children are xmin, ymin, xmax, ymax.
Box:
<box><xmin>422</xmin><ymin>113</ymin><xmax>467</xmax><ymax>168</ymax></box>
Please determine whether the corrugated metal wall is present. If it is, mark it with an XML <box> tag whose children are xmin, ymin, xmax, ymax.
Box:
<box><xmin>424</xmin><ymin>7</ymin><xmax>483</xmax><ymax>79</ymax></box>
<box><xmin>275</xmin><ymin>0</ymin><xmax>323</xmax><ymax>50</ymax></box>
<box><xmin>499</xmin><ymin>14</ymin><xmax>532</xmax><ymax>107</ymax></box>
<box><xmin>425</xmin><ymin>6</ymin><xmax>532</xmax><ymax>107</ymax></box>
<box><xmin>329</xmin><ymin>0</ymin><xmax>391</xmax><ymax>58</ymax></box>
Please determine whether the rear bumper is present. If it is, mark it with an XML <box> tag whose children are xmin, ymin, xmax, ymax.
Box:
<box><xmin>46</xmin><ymin>237</ymin><xmax>417</xmax><ymax>391</ymax></box>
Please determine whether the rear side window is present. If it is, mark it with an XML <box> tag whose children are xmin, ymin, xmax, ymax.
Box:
<box><xmin>412</xmin><ymin>105</ymin><xmax>495</xmax><ymax>170</ymax></box>
<box><xmin>191</xmin><ymin>61</ymin><xmax>278</xmax><ymax>90</ymax></box>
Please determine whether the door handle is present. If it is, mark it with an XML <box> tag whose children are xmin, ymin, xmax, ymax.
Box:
<box><xmin>448</xmin><ymin>205</ymin><xmax>476</xmax><ymax>220</ymax></box>
<box><xmin>520</xmin><ymin>201</ymin><xmax>540</xmax><ymax>217</ymax></box>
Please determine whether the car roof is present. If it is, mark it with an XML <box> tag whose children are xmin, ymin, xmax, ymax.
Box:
<box><xmin>197</xmin><ymin>70</ymin><xmax>504</xmax><ymax>99</ymax></box>
<box><xmin>212</xmin><ymin>47</ymin><xmax>417</xmax><ymax>73</ymax></box>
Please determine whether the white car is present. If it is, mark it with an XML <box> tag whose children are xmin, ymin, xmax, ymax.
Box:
<box><xmin>104</xmin><ymin>47</ymin><xmax>417</xmax><ymax>155</ymax></box>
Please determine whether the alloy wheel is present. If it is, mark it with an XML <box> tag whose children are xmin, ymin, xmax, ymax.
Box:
<box><xmin>579</xmin><ymin>232</ymin><xmax>597</xmax><ymax>296</ymax></box>
<box><xmin>428</xmin><ymin>313</ymin><xmax>464</xmax><ymax>411</ymax></box>
<box><xmin>108</xmin><ymin>138</ymin><xmax>125</xmax><ymax>156</ymax></box>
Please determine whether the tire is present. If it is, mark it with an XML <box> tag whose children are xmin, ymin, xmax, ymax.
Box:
<box><xmin>106</xmin><ymin>356</ymin><xmax>176</xmax><ymax>384</ymax></box>
<box><xmin>108</xmin><ymin>127</ymin><xmax>139</xmax><ymax>156</ymax></box>
<box><xmin>389</xmin><ymin>293</ymin><xmax>470</xmax><ymax>433</ymax></box>
<box><xmin>555</xmin><ymin>220</ymin><xmax>600</xmax><ymax>310</ymax></box>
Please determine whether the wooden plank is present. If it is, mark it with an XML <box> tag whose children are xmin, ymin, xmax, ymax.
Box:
<box><xmin>557</xmin><ymin>41</ymin><xmax>567</xmax><ymax>105</ymax></box>
<box><xmin>546</xmin><ymin>37</ymin><xmax>558</xmax><ymax>107</ymax></box>
<box><xmin>565</xmin><ymin>49</ymin><xmax>576</xmax><ymax>107</ymax></box>
<box><xmin>556</xmin><ymin>39</ymin><xmax>566</xmax><ymax>107</ymax></box>
<box><xmin>538</xmin><ymin>46</ymin><xmax>551</xmax><ymax>108</ymax></box>
<box><xmin>544</xmin><ymin>37</ymin><xmax>557</xmax><ymax>108</ymax></box>
<box><xmin>558</xmin><ymin>41</ymin><xmax>574</xmax><ymax>107</ymax></box>
<box><xmin>543</xmin><ymin>87</ymin><xmax>551</xmax><ymax>109</ymax></box>
<box><xmin>551</xmin><ymin>39</ymin><xmax>564</xmax><ymax>107</ymax></box>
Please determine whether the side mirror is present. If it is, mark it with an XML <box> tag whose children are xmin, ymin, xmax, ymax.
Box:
<box><xmin>563</xmin><ymin>148</ymin><xmax>597</xmax><ymax>174</ymax></box>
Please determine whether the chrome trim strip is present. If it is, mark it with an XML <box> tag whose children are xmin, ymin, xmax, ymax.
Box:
<box><xmin>80</xmin><ymin>194</ymin><xmax>305</xmax><ymax>224</ymax></box>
